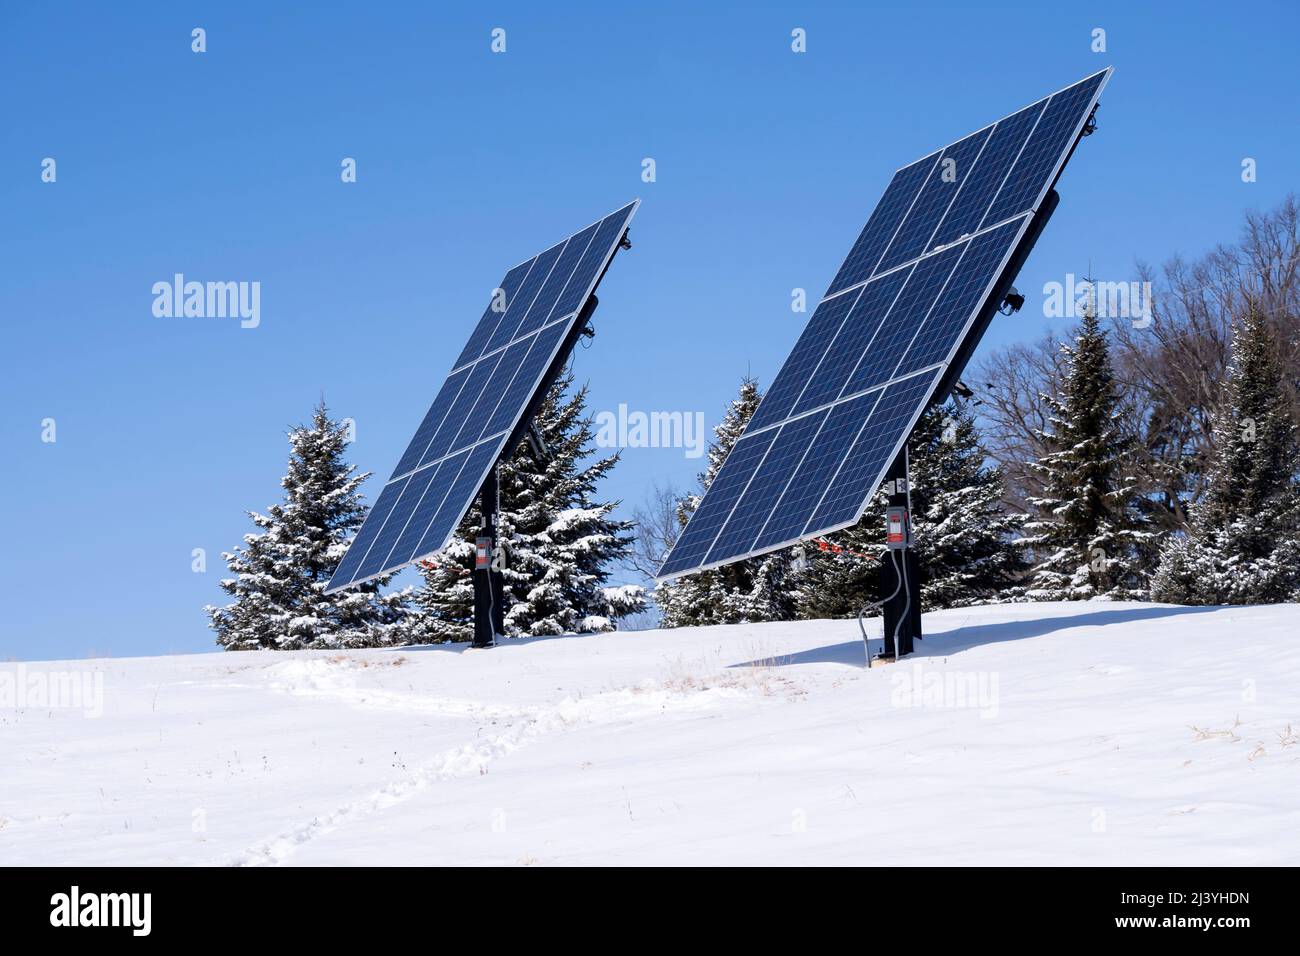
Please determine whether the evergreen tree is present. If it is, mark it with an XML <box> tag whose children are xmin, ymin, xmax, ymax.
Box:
<box><xmin>1151</xmin><ymin>309</ymin><xmax>1300</xmax><ymax>603</ymax></box>
<box><xmin>655</xmin><ymin>377</ymin><xmax>802</xmax><ymax>627</ymax></box>
<box><xmin>797</xmin><ymin>400</ymin><xmax>1025</xmax><ymax>618</ymax></box>
<box><xmin>1021</xmin><ymin>308</ymin><xmax>1154</xmax><ymax>600</ymax></box>
<box><xmin>206</xmin><ymin>402</ymin><xmax>411</xmax><ymax>650</ymax></box>
<box><xmin>409</xmin><ymin>371</ymin><xmax>645</xmax><ymax>641</ymax></box>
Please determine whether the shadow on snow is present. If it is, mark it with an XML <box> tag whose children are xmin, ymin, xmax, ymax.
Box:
<box><xmin>729</xmin><ymin>604</ymin><xmax>1228</xmax><ymax>669</ymax></box>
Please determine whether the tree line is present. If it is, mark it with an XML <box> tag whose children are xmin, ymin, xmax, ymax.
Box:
<box><xmin>645</xmin><ymin>196</ymin><xmax>1300</xmax><ymax>623</ymax></box>
<box><xmin>207</xmin><ymin>197</ymin><xmax>1300</xmax><ymax>648</ymax></box>
<box><xmin>206</xmin><ymin>371</ymin><xmax>645</xmax><ymax>650</ymax></box>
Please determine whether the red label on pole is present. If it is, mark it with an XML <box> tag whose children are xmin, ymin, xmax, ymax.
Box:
<box><xmin>886</xmin><ymin>508</ymin><xmax>908</xmax><ymax>547</ymax></box>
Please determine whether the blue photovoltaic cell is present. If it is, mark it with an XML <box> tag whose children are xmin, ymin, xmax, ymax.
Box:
<box><xmin>658</xmin><ymin>70</ymin><xmax>1109</xmax><ymax>579</ymax></box>
<box><xmin>873</xmin><ymin>127</ymin><xmax>991</xmax><ymax>274</ymax></box>
<box><xmin>452</xmin><ymin>260</ymin><xmax>535</xmax><ymax>372</ymax></box>
<box><xmin>483</xmin><ymin>241</ymin><xmax>566</xmax><ymax>355</ymax></box>
<box><xmin>553</xmin><ymin>212</ymin><xmax>639</xmax><ymax>319</ymax></box>
<box><xmin>982</xmin><ymin>71</ymin><xmax>1106</xmax><ymax>226</ymax></box>
<box><xmin>927</xmin><ymin>101</ymin><xmax>1044</xmax><ymax>250</ymax></box>
<box><xmin>388</xmin><ymin>366</ymin><xmax>471</xmax><ymax>479</ymax></box>
<box><xmin>751</xmin><ymin>393</ymin><xmax>878</xmax><ymax>551</ymax></box>
<box><xmin>353</xmin><ymin>459</ymin><xmax>446</xmax><ymax>582</ymax></box>
<box><xmin>805</xmin><ymin>372</ymin><xmax>939</xmax><ymax>531</ymax></box>
<box><xmin>452</xmin><ymin>335</ymin><xmax>535</xmax><ymax>450</ymax></box>
<box><xmin>747</xmin><ymin>289</ymin><xmax>863</xmax><ymax>431</ymax></box>
<box><xmin>824</xmin><ymin>155</ymin><xmax>938</xmax><ymax>297</ymax></box>
<box><xmin>326</xmin><ymin>476</ymin><xmax>409</xmax><ymax>588</ymax></box>
<box><xmin>411</xmin><ymin>440</ymin><xmax>500</xmax><ymax>559</ymax></box>
<box><xmin>328</xmin><ymin>200</ymin><xmax>638</xmax><ymax>592</ymax></box>
<box><xmin>418</xmin><ymin>350</ymin><xmax>504</xmax><ymax>466</ymax></box>
<box><xmin>891</xmin><ymin>218</ymin><xmax>1025</xmax><ymax>378</ymax></box>
<box><xmin>790</xmin><ymin>266</ymin><xmax>912</xmax><ymax>417</ymax></box>
<box><xmin>704</xmin><ymin>409</ymin><xmax>829</xmax><ymax>565</ymax></box>
<box><xmin>513</xmin><ymin>222</ymin><xmax>599</xmax><ymax>340</ymax></box>
<box><xmin>843</xmin><ymin>242</ymin><xmax>966</xmax><ymax>395</ymax></box>
<box><xmin>479</xmin><ymin>320</ymin><xmax>569</xmax><ymax>438</ymax></box>
<box><xmin>657</xmin><ymin>429</ymin><xmax>778</xmax><ymax>578</ymax></box>
<box><xmin>384</xmin><ymin>454</ymin><xmax>464</xmax><ymax>573</ymax></box>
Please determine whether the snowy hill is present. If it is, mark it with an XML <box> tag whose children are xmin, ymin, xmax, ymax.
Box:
<box><xmin>4</xmin><ymin>601</ymin><xmax>1299</xmax><ymax>866</ymax></box>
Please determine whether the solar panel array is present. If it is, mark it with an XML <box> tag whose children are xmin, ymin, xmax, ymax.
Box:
<box><xmin>327</xmin><ymin>200</ymin><xmax>639</xmax><ymax>592</ymax></box>
<box><xmin>658</xmin><ymin>69</ymin><xmax>1110</xmax><ymax>579</ymax></box>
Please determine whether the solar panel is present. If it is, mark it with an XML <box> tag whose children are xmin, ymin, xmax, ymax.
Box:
<box><xmin>658</xmin><ymin>69</ymin><xmax>1110</xmax><ymax>580</ymax></box>
<box><xmin>327</xmin><ymin>200</ymin><xmax>639</xmax><ymax>592</ymax></box>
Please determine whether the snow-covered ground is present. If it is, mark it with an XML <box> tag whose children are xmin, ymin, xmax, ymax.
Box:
<box><xmin>4</xmin><ymin>601</ymin><xmax>1298</xmax><ymax>866</ymax></box>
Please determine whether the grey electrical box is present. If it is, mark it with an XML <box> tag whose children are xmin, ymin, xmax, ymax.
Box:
<box><xmin>885</xmin><ymin>506</ymin><xmax>910</xmax><ymax>550</ymax></box>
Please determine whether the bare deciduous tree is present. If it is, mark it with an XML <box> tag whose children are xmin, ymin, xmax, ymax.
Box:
<box><xmin>628</xmin><ymin>481</ymin><xmax>684</xmax><ymax>579</ymax></box>
<box><xmin>975</xmin><ymin>195</ymin><xmax>1300</xmax><ymax>532</ymax></box>
<box><xmin>972</xmin><ymin>331</ymin><xmax>1065</xmax><ymax>510</ymax></box>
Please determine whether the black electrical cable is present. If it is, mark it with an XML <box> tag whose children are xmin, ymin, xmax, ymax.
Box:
<box><xmin>856</xmin><ymin>548</ymin><xmax>904</xmax><ymax>667</ymax></box>
<box><xmin>895</xmin><ymin>445</ymin><xmax>915</xmax><ymax>650</ymax></box>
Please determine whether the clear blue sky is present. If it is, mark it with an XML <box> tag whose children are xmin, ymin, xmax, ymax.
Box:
<box><xmin>3</xmin><ymin>1</ymin><xmax>1296</xmax><ymax>661</ymax></box>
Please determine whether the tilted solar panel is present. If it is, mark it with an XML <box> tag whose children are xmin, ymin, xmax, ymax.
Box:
<box><xmin>658</xmin><ymin>69</ymin><xmax>1110</xmax><ymax>580</ymax></box>
<box><xmin>327</xmin><ymin>200</ymin><xmax>639</xmax><ymax>592</ymax></box>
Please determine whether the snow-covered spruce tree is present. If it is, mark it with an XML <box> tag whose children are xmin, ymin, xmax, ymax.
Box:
<box><xmin>655</xmin><ymin>377</ymin><xmax>802</xmax><ymax>627</ymax></box>
<box><xmin>1151</xmin><ymin>308</ymin><xmax>1300</xmax><ymax>604</ymax></box>
<box><xmin>902</xmin><ymin>400</ymin><xmax>1028</xmax><ymax>607</ymax></box>
<box><xmin>206</xmin><ymin>402</ymin><xmax>411</xmax><ymax>650</ymax></box>
<box><xmin>1020</xmin><ymin>308</ymin><xmax>1154</xmax><ymax>600</ymax></box>
<box><xmin>797</xmin><ymin>400</ymin><xmax>1025</xmax><ymax>618</ymax></box>
<box><xmin>408</xmin><ymin>370</ymin><xmax>645</xmax><ymax>641</ymax></box>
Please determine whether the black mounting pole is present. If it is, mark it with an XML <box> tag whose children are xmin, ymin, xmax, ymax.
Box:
<box><xmin>463</xmin><ymin>227</ymin><xmax>630</xmax><ymax>651</ymax></box>
<box><xmin>874</xmin><ymin>191</ymin><xmax>1063</xmax><ymax>658</ymax></box>
<box><xmin>466</xmin><ymin>286</ymin><xmax>608</xmax><ymax>651</ymax></box>
<box><xmin>881</xmin><ymin>447</ymin><xmax>921</xmax><ymax>658</ymax></box>
<box><xmin>472</xmin><ymin>465</ymin><xmax>505</xmax><ymax>648</ymax></box>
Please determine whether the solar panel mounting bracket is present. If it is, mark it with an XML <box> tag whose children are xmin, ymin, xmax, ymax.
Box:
<box><xmin>1081</xmin><ymin>104</ymin><xmax>1099</xmax><ymax>137</ymax></box>
<box><xmin>470</xmin><ymin>291</ymin><xmax>610</xmax><ymax>647</ymax></box>
<box><xmin>525</xmin><ymin>422</ymin><xmax>550</xmax><ymax>462</ymax></box>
